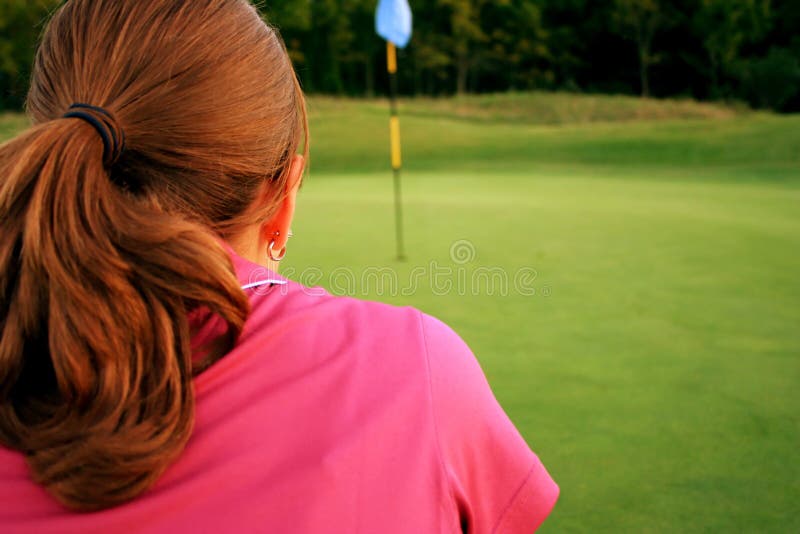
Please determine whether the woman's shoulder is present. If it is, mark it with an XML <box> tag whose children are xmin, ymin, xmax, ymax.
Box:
<box><xmin>240</xmin><ymin>277</ymin><xmax>473</xmax><ymax>382</ymax></box>
<box><xmin>253</xmin><ymin>278</ymin><xmax>489</xmax><ymax>399</ymax></box>
<box><xmin>245</xmin><ymin>276</ymin><xmax>435</xmax><ymax>342</ymax></box>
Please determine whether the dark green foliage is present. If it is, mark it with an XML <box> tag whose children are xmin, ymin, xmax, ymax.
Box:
<box><xmin>264</xmin><ymin>0</ymin><xmax>800</xmax><ymax>111</ymax></box>
<box><xmin>1</xmin><ymin>0</ymin><xmax>799</xmax><ymax>111</ymax></box>
<box><xmin>738</xmin><ymin>47</ymin><xmax>800</xmax><ymax>110</ymax></box>
<box><xmin>0</xmin><ymin>0</ymin><xmax>61</xmax><ymax>110</ymax></box>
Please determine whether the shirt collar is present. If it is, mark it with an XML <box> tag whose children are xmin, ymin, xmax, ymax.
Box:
<box><xmin>221</xmin><ymin>241</ymin><xmax>289</xmax><ymax>291</ymax></box>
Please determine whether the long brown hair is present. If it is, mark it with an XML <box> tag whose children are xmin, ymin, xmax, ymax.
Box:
<box><xmin>0</xmin><ymin>0</ymin><xmax>307</xmax><ymax>511</ymax></box>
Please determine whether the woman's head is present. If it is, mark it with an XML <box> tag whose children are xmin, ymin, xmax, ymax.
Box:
<box><xmin>29</xmin><ymin>0</ymin><xmax>307</xmax><ymax>234</ymax></box>
<box><xmin>0</xmin><ymin>0</ymin><xmax>306</xmax><ymax>511</ymax></box>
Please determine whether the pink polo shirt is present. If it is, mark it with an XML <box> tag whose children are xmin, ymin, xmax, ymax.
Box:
<box><xmin>0</xmin><ymin>250</ymin><xmax>558</xmax><ymax>533</ymax></box>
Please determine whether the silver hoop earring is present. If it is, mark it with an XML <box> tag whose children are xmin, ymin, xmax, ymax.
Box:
<box><xmin>268</xmin><ymin>239</ymin><xmax>287</xmax><ymax>262</ymax></box>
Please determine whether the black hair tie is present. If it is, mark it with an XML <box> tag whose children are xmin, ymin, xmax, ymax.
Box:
<box><xmin>62</xmin><ymin>103</ymin><xmax>126</xmax><ymax>166</ymax></box>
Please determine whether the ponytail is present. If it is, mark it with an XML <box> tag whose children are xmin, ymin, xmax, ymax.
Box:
<box><xmin>1</xmin><ymin>0</ymin><xmax>307</xmax><ymax>511</ymax></box>
<box><xmin>0</xmin><ymin>117</ymin><xmax>249</xmax><ymax>510</ymax></box>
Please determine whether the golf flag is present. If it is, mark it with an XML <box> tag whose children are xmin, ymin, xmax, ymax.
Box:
<box><xmin>376</xmin><ymin>0</ymin><xmax>411</xmax><ymax>260</ymax></box>
<box><xmin>375</xmin><ymin>0</ymin><xmax>412</xmax><ymax>49</ymax></box>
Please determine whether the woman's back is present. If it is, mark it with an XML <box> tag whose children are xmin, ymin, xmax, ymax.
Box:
<box><xmin>0</xmin><ymin>0</ymin><xmax>556</xmax><ymax>530</ymax></box>
<box><xmin>0</xmin><ymin>251</ymin><xmax>557</xmax><ymax>532</ymax></box>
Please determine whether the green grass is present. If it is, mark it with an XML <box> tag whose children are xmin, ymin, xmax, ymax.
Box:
<box><xmin>0</xmin><ymin>113</ymin><xmax>29</xmax><ymax>141</ymax></box>
<box><xmin>307</xmin><ymin>96</ymin><xmax>797</xmax><ymax>178</ymax></box>
<box><xmin>2</xmin><ymin>93</ymin><xmax>799</xmax><ymax>531</ymax></box>
<box><xmin>312</xmin><ymin>91</ymin><xmax>743</xmax><ymax>125</ymax></box>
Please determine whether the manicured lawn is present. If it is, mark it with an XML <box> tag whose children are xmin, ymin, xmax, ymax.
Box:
<box><xmin>2</xmin><ymin>94</ymin><xmax>799</xmax><ymax>531</ymax></box>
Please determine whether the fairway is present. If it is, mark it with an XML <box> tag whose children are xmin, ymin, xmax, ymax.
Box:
<box><xmin>2</xmin><ymin>94</ymin><xmax>799</xmax><ymax>531</ymax></box>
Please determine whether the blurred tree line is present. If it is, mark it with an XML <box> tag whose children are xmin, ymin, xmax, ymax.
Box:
<box><xmin>1</xmin><ymin>0</ymin><xmax>799</xmax><ymax>112</ymax></box>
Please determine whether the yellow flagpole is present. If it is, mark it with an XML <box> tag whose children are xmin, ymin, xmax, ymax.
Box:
<box><xmin>386</xmin><ymin>41</ymin><xmax>405</xmax><ymax>261</ymax></box>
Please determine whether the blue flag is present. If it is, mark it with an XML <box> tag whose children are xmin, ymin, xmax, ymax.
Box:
<box><xmin>375</xmin><ymin>0</ymin><xmax>412</xmax><ymax>49</ymax></box>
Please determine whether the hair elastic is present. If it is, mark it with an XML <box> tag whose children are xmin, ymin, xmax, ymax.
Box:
<box><xmin>62</xmin><ymin>103</ymin><xmax>126</xmax><ymax>166</ymax></box>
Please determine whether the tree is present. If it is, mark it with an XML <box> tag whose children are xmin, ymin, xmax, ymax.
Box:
<box><xmin>0</xmin><ymin>0</ymin><xmax>797</xmax><ymax>110</ymax></box>
<box><xmin>692</xmin><ymin>0</ymin><xmax>771</xmax><ymax>98</ymax></box>
<box><xmin>405</xmin><ymin>1</ymin><xmax>454</xmax><ymax>95</ymax></box>
<box><xmin>539</xmin><ymin>0</ymin><xmax>596</xmax><ymax>92</ymax></box>
<box><xmin>339</xmin><ymin>0</ymin><xmax>380</xmax><ymax>97</ymax></box>
<box><xmin>611</xmin><ymin>0</ymin><xmax>667</xmax><ymax>97</ymax></box>
<box><xmin>440</xmin><ymin>0</ymin><xmax>489</xmax><ymax>94</ymax></box>
<box><xmin>739</xmin><ymin>46</ymin><xmax>800</xmax><ymax>110</ymax></box>
<box><xmin>481</xmin><ymin>0</ymin><xmax>550</xmax><ymax>91</ymax></box>
<box><xmin>260</xmin><ymin>1</ymin><xmax>312</xmax><ymax>68</ymax></box>
<box><xmin>0</xmin><ymin>0</ymin><xmax>60</xmax><ymax>109</ymax></box>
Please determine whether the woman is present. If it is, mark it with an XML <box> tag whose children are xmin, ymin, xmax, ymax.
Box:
<box><xmin>0</xmin><ymin>1</ymin><xmax>558</xmax><ymax>532</ymax></box>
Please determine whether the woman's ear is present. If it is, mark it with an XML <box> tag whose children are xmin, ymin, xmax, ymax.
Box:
<box><xmin>260</xmin><ymin>154</ymin><xmax>305</xmax><ymax>252</ymax></box>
